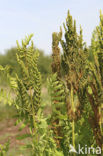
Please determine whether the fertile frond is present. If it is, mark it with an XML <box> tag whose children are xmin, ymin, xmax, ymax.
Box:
<box><xmin>52</xmin><ymin>32</ymin><xmax>61</xmax><ymax>77</ymax></box>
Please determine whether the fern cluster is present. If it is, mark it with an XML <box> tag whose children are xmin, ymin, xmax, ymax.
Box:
<box><xmin>49</xmin><ymin>10</ymin><xmax>103</xmax><ymax>154</ymax></box>
<box><xmin>8</xmin><ymin>35</ymin><xmax>64</xmax><ymax>156</ymax></box>
<box><xmin>0</xmin><ymin>9</ymin><xmax>103</xmax><ymax>156</ymax></box>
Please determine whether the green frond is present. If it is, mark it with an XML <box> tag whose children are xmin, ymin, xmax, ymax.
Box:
<box><xmin>16</xmin><ymin>77</ymin><xmax>30</xmax><ymax>112</ymax></box>
<box><xmin>49</xmin><ymin>73</ymin><xmax>66</xmax><ymax>112</ymax></box>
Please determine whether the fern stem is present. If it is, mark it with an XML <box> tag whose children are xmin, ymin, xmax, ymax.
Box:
<box><xmin>30</xmin><ymin>87</ymin><xmax>36</xmax><ymax>134</ymax></box>
<box><xmin>71</xmin><ymin>85</ymin><xmax>75</xmax><ymax>156</ymax></box>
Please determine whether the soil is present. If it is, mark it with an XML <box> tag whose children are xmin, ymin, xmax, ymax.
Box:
<box><xmin>0</xmin><ymin>118</ymin><xmax>30</xmax><ymax>148</ymax></box>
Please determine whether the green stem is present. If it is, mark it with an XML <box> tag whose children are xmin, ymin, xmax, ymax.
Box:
<box><xmin>71</xmin><ymin>85</ymin><xmax>75</xmax><ymax>156</ymax></box>
<box><xmin>30</xmin><ymin>87</ymin><xmax>36</xmax><ymax>134</ymax></box>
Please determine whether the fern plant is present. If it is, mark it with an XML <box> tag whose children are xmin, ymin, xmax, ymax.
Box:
<box><xmin>90</xmin><ymin>10</ymin><xmax>103</xmax><ymax>149</ymax></box>
<box><xmin>48</xmin><ymin>31</ymin><xmax>68</xmax><ymax>150</ymax></box>
<box><xmin>8</xmin><ymin>34</ymin><xmax>64</xmax><ymax>156</ymax></box>
<box><xmin>9</xmin><ymin>34</ymin><xmax>41</xmax><ymax>130</ymax></box>
<box><xmin>49</xmin><ymin>10</ymin><xmax>103</xmax><ymax>155</ymax></box>
<box><xmin>59</xmin><ymin>12</ymin><xmax>92</xmax><ymax>152</ymax></box>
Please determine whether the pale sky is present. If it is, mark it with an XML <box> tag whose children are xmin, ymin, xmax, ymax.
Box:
<box><xmin>0</xmin><ymin>0</ymin><xmax>103</xmax><ymax>54</ymax></box>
